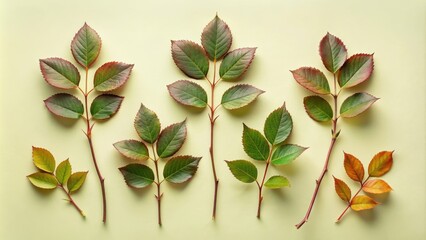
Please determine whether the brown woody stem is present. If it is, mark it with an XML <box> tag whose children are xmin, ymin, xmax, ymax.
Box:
<box><xmin>82</xmin><ymin>67</ymin><xmax>107</xmax><ymax>223</ymax></box>
<box><xmin>151</xmin><ymin>145</ymin><xmax>163</xmax><ymax>226</ymax></box>
<box><xmin>209</xmin><ymin>59</ymin><xmax>219</xmax><ymax>220</ymax></box>
<box><xmin>295</xmin><ymin>74</ymin><xmax>340</xmax><ymax>229</ymax></box>
<box><xmin>59</xmin><ymin>185</ymin><xmax>85</xmax><ymax>217</ymax></box>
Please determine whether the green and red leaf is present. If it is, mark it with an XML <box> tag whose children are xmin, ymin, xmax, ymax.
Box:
<box><xmin>319</xmin><ymin>33</ymin><xmax>347</xmax><ymax>73</ymax></box>
<box><xmin>134</xmin><ymin>104</ymin><xmax>161</xmax><ymax>144</ymax></box>
<box><xmin>113</xmin><ymin>140</ymin><xmax>149</xmax><ymax>161</ymax></box>
<box><xmin>219</xmin><ymin>48</ymin><xmax>256</xmax><ymax>81</ymax></box>
<box><xmin>119</xmin><ymin>163</ymin><xmax>154</xmax><ymax>188</ymax></box>
<box><xmin>90</xmin><ymin>94</ymin><xmax>124</xmax><ymax>120</ymax></box>
<box><xmin>340</xmin><ymin>92</ymin><xmax>378</xmax><ymax>118</ymax></box>
<box><xmin>303</xmin><ymin>96</ymin><xmax>333</xmax><ymax>122</ymax></box>
<box><xmin>44</xmin><ymin>93</ymin><xmax>84</xmax><ymax>119</ymax></box>
<box><xmin>221</xmin><ymin>84</ymin><xmax>264</xmax><ymax>110</ymax></box>
<box><xmin>93</xmin><ymin>62</ymin><xmax>133</xmax><ymax>92</ymax></box>
<box><xmin>39</xmin><ymin>58</ymin><xmax>80</xmax><ymax>89</ymax></box>
<box><xmin>71</xmin><ymin>23</ymin><xmax>101</xmax><ymax>68</ymax></box>
<box><xmin>201</xmin><ymin>14</ymin><xmax>232</xmax><ymax>60</ymax></box>
<box><xmin>171</xmin><ymin>40</ymin><xmax>209</xmax><ymax>79</ymax></box>
<box><xmin>338</xmin><ymin>54</ymin><xmax>374</xmax><ymax>88</ymax></box>
<box><xmin>163</xmin><ymin>156</ymin><xmax>201</xmax><ymax>183</ymax></box>
<box><xmin>167</xmin><ymin>80</ymin><xmax>208</xmax><ymax>108</ymax></box>
<box><xmin>291</xmin><ymin>67</ymin><xmax>330</xmax><ymax>95</ymax></box>
<box><xmin>156</xmin><ymin>120</ymin><xmax>187</xmax><ymax>158</ymax></box>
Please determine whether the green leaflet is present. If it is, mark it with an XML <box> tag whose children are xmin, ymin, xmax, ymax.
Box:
<box><xmin>32</xmin><ymin>147</ymin><xmax>56</xmax><ymax>173</ymax></box>
<box><xmin>319</xmin><ymin>33</ymin><xmax>347</xmax><ymax>73</ymax></box>
<box><xmin>271</xmin><ymin>144</ymin><xmax>307</xmax><ymax>165</ymax></box>
<box><xmin>264</xmin><ymin>175</ymin><xmax>290</xmax><ymax>189</ymax></box>
<box><xmin>119</xmin><ymin>164</ymin><xmax>154</xmax><ymax>188</ymax></box>
<box><xmin>225</xmin><ymin>160</ymin><xmax>257</xmax><ymax>183</ymax></box>
<box><xmin>167</xmin><ymin>80</ymin><xmax>207</xmax><ymax>108</ymax></box>
<box><xmin>156</xmin><ymin>120</ymin><xmax>187</xmax><ymax>158</ymax></box>
<box><xmin>163</xmin><ymin>156</ymin><xmax>201</xmax><ymax>183</ymax></box>
<box><xmin>55</xmin><ymin>159</ymin><xmax>71</xmax><ymax>185</ymax></box>
<box><xmin>303</xmin><ymin>95</ymin><xmax>333</xmax><ymax>122</ymax></box>
<box><xmin>221</xmin><ymin>84</ymin><xmax>264</xmax><ymax>110</ymax></box>
<box><xmin>94</xmin><ymin>62</ymin><xmax>134</xmax><ymax>92</ymax></box>
<box><xmin>291</xmin><ymin>67</ymin><xmax>330</xmax><ymax>95</ymax></box>
<box><xmin>27</xmin><ymin>172</ymin><xmax>58</xmax><ymax>189</ymax></box>
<box><xmin>263</xmin><ymin>105</ymin><xmax>293</xmax><ymax>145</ymax></box>
<box><xmin>201</xmin><ymin>15</ymin><xmax>232</xmax><ymax>60</ymax></box>
<box><xmin>242</xmin><ymin>124</ymin><xmax>270</xmax><ymax>161</ymax></box>
<box><xmin>340</xmin><ymin>92</ymin><xmax>378</xmax><ymax>118</ymax></box>
<box><xmin>39</xmin><ymin>58</ymin><xmax>80</xmax><ymax>89</ymax></box>
<box><xmin>171</xmin><ymin>40</ymin><xmax>209</xmax><ymax>79</ymax></box>
<box><xmin>44</xmin><ymin>93</ymin><xmax>84</xmax><ymax>119</ymax></box>
<box><xmin>67</xmin><ymin>172</ymin><xmax>88</xmax><ymax>193</ymax></box>
<box><xmin>114</xmin><ymin>140</ymin><xmax>149</xmax><ymax>161</ymax></box>
<box><xmin>90</xmin><ymin>94</ymin><xmax>124</xmax><ymax>120</ymax></box>
<box><xmin>338</xmin><ymin>54</ymin><xmax>374</xmax><ymax>88</ymax></box>
<box><xmin>134</xmin><ymin>104</ymin><xmax>161</xmax><ymax>144</ymax></box>
<box><xmin>71</xmin><ymin>23</ymin><xmax>101</xmax><ymax>68</ymax></box>
<box><xmin>219</xmin><ymin>48</ymin><xmax>256</xmax><ymax>81</ymax></box>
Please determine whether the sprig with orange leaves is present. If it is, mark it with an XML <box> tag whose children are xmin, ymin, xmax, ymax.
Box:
<box><xmin>334</xmin><ymin>151</ymin><xmax>394</xmax><ymax>222</ymax></box>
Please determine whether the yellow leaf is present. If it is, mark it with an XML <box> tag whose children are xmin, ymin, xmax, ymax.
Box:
<box><xmin>368</xmin><ymin>151</ymin><xmax>393</xmax><ymax>177</ymax></box>
<box><xmin>363</xmin><ymin>179</ymin><xmax>392</xmax><ymax>194</ymax></box>
<box><xmin>350</xmin><ymin>195</ymin><xmax>378</xmax><ymax>211</ymax></box>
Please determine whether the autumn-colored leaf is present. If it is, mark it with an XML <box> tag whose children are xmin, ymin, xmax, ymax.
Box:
<box><xmin>167</xmin><ymin>80</ymin><xmax>208</xmax><ymax>108</ymax></box>
<box><xmin>39</xmin><ymin>58</ymin><xmax>80</xmax><ymax>89</ymax></box>
<box><xmin>67</xmin><ymin>171</ymin><xmax>88</xmax><ymax>193</ymax></box>
<box><xmin>344</xmin><ymin>153</ymin><xmax>365</xmax><ymax>183</ymax></box>
<box><xmin>221</xmin><ymin>84</ymin><xmax>264</xmax><ymax>110</ymax></box>
<box><xmin>55</xmin><ymin>159</ymin><xmax>72</xmax><ymax>185</ymax></box>
<box><xmin>291</xmin><ymin>67</ymin><xmax>330</xmax><ymax>95</ymax></box>
<box><xmin>333</xmin><ymin>176</ymin><xmax>351</xmax><ymax>203</ymax></box>
<box><xmin>27</xmin><ymin>172</ymin><xmax>58</xmax><ymax>190</ymax></box>
<box><xmin>319</xmin><ymin>33</ymin><xmax>347</xmax><ymax>73</ymax></box>
<box><xmin>350</xmin><ymin>195</ymin><xmax>378</xmax><ymax>211</ymax></box>
<box><xmin>113</xmin><ymin>140</ymin><xmax>149</xmax><ymax>161</ymax></box>
<box><xmin>32</xmin><ymin>146</ymin><xmax>56</xmax><ymax>173</ymax></box>
<box><xmin>368</xmin><ymin>151</ymin><xmax>393</xmax><ymax>177</ymax></box>
<box><xmin>340</xmin><ymin>92</ymin><xmax>378</xmax><ymax>118</ymax></box>
<box><xmin>363</xmin><ymin>179</ymin><xmax>392</xmax><ymax>194</ymax></box>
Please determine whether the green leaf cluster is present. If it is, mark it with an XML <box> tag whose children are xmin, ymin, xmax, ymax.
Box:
<box><xmin>40</xmin><ymin>23</ymin><xmax>133</xmax><ymax>121</ymax></box>
<box><xmin>27</xmin><ymin>147</ymin><xmax>87</xmax><ymax>216</ymax></box>
<box><xmin>168</xmin><ymin>15</ymin><xmax>263</xmax><ymax>111</ymax></box>
<box><xmin>292</xmin><ymin>33</ymin><xmax>377</xmax><ymax>123</ymax></box>
<box><xmin>226</xmin><ymin>105</ymin><xmax>306</xmax><ymax>216</ymax></box>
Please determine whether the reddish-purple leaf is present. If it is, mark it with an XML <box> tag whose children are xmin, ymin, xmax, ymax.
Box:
<box><xmin>291</xmin><ymin>67</ymin><xmax>330</xmax><ymax>94</ymax></box>
<box><xmin>94</xmin><ymin>62</ymin><xmax>133</xmax><ymax>92</ymax></box>
<box><xmin>319</xmin><ymin>33</ymin><xmax>347</xmax><ymax>73</ymax></box>
<box><xmin>338</xmin><ymin>54</ymin><xmax>374</xmax><ymax>88</ymax></box>
<box><xmin>40</xmin><ymin>58</ymin><xmax>80</xmax><ymax>89</ymax></box>
<box><xmin>344</xmin><ymin>153</ymin><xmax>365</xmax><ymax>183</ymax></box>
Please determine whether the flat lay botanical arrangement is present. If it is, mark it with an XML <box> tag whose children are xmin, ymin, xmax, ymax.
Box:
<box><xmin>39</xmin><ymin>23</ymin><xmax>133</xmax><ymax>222</ymax></box>
<box><xmin>168</xmin><ymin>14</ymin><xmax>263</xmax><ymax>219</ymax></box>
<box><xmin>27</xmin><ymin>16</ymin><xmax>398</xmax><ymax>229</ymax></box>
<box><xmin>115</xmin><ymin>104</ymin><xmax>201</xmax><ymax>226</ymax></box>
<box><xmin>291</xmin><ymin>33</ymin><xmax>377</xmax><ymax>228</ymax></box>
<box><xmin>27</xmin><ymin>147</ymin><xmax>87</xmax><ymax>217</ymax></box>
<box><xmin>226</xmin><ymin>104</ymin><xmax>306</xmax><ymax>218</ymax></box>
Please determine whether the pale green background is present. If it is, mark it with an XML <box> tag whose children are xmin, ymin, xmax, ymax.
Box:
<box><xmin>1</xmin><ymin>0</ymin><xmax>425</xmax><ymax>239</ymax></box>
